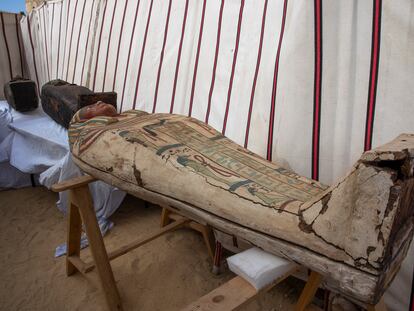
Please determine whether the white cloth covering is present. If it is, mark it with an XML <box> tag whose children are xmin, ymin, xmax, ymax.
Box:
<box><xmin>0</xmin><ymin>101</ymin><xmax>35</xmax><ymax>188</ymax></box>
<box><xmin>227</xmin><ymin>247</ymin><xmax>296</xmax><ymax>291</ymax></box>
<box><xmin>0</xmin><ymin>100</ymin><xmax>125</xmax><ymax>255</ymax></box>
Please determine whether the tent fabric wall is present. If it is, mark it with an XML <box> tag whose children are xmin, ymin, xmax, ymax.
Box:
<box><xmin>18</xmin><ymin>0</ymin><xmax>414</xmax><ymax>309</ymax></box>
<box><xmin>0</xmin><ymin>12</ymin><xmax>26</xmax><ymax>99</ymax></box>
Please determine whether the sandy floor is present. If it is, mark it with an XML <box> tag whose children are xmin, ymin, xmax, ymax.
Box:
<box><xmin>0</xmin><ymin>187</ymin><xmax>315</xmax><ymax>311</ymax></box>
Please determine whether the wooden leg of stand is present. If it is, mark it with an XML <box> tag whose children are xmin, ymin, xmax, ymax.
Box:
<box><xmin>160</xmin><ymin>207</ymin><xmax>172</xmax><ymax>228</ymax></box>
<box><xmin>367</xmin><ymin>298</ymin><xmax>388</xmax><ymax>311</ymax></box>
<box><xmin>161</xmin><ymin>209</ymin><xmax>216</xmax><ymax>261</ymax></box>
<box><xmin>294</xmin><ymin>271</ymin><xmax>322</xmax><ymax>311</ymax></box>
<box><xmin>66</xmin><ymin>195</ymin><xmax>82</xmax><ymax>276</ymax></box>
<box><xmin>73</xmin><ymin>186</ymin><xmax>122</xmax><ymax>311</ymax></box>
<box><xmin>200</xmin><ymin>225</ymin><xmax>215</xmax><ymax>261</ymax></box>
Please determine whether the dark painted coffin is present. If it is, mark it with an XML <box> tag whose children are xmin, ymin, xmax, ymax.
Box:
<box><xmin>41</xmin><ymin>80</ymin><xmax>117</xmax><ymax>128</ymax></box>
<box><xmin>3</xmin><ymin>77</ymin><xmax>38</xmax><ymax>112</ymax></box>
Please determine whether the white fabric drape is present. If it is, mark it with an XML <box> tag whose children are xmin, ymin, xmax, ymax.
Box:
<box><xmin>17</xmin><ymin>1</ymin><xmax>414</xmax><ymax>309</ymax></box>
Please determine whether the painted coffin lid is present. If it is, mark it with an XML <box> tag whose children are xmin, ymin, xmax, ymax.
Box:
<box><xmin>69</xmin><ymin>110</ymin><xmax>414</xmax><ymax>284</ymax></box>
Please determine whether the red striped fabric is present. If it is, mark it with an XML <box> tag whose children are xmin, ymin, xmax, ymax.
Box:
<box><xmin>244</xmin><ymin>0</ymin><xmax>268</xmax><ymax>148</ymax></box>
<box><xmin>188</xmin><ymin>0</ymin><xmax>207</xmax><ymax>117</ymax></box>
<box><xmin>102</xmin><ymin>0</ymin><xmax>118</xmax><ymax>92</ymax></box>
<box><xmin>80</xmin><ymin>0</ymin><xmax>95</xmax><ymax>85</ymax></box>
<box><xmin>57</xmin><ymin>2</ymin><xmax>63</xmax><ymax>78</ymax></box>
<box><xmin>132</xmin><ymin>0</ymin><xmax>154</xmax><ymax>109</ymax></box>
<box><xmin>169</xmin><ymin>0</ymin><xmax>190</xmax><ymax>114</ymax></box>
<box><xmin>61</xmin><ymin>0</ymin><xmax>71</xmax><ymax>78</ymax></box>
<box><xmin>364</xmin><ymin>0</ymin><xmax>382</xmax><ymax>152</ymax></box>
<box><xmin>14</xmin><ymin>14</ymin><xmax>24</xmax><ymax>77</ymax></box>
<box><xmin>92</xmin><ymin>0</ymin><xmax>108</xmax><ymax>91</ymax></box>
<box><xmin>267</xmin><ymin>0</ymin><xmax>288</xmax><ymax>161</ymax></box>
<box><xmin>71</xmin><ymin>0</ymin><xmax>87</xmax><ymax>83</ymax></box>
<box><xmin>49</xmin><ymin>3</ymin><xmax>55</xmax><ymax>79</ymax></box>
<box><xmin>311</xmin><ymin>0</ymin><xmax>323</xmax><ymax>180</ymax></box>
<box><xmin>41</xmin><ymin>7</ymin><xmax>51</xmax><ymax>81</ymax></box>
<box><xmin>26</xmin><ymin>16</ymin><xmax>40</xmax><ymax>93</ymax></box>
<box><xmin>152</xmin><ymin>0</ymin><xmax>173</xmax><ymax>113</ymax></box>
<box><xmin>222</xmin><ymin>0</ymin><xmax>245</xmax><ymax>135</ymax></box>
<box><xmin>120</xmin><ymin>0</ymin><xmax>141</xmax><ymax>111</ymax></box>
<box><xmin>112</xmin><ymin>0</ymin><xmax>128</xmax><ymax>92</ymax></box>
<box><xmin>1</xmin><ymin>13</ymin><xmax>13</xmax><ymax>79</ymax></box>
<box><xmin>205</xmin><ymin>0</ymin><xmax>225</xmax><ymax>124</ymax></box>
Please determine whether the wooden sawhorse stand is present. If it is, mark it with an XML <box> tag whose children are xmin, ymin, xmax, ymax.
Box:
<box><xmin>294</xmin><ymin>271</ymin><xmax>388</xmax><ymax>311</ymax></box>
<box><xmin>160</xmin><ymin>207</ymin><xmax>215</xmax><ymax>261</ymax></box>
<box><xmin>52</xmin><ymin>175</ymin><xmax>214</xmax><ymax>311</ymax></box>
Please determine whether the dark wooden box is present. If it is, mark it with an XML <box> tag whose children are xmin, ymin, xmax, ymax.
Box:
<box><xmin>4</xmin><ymin>78</ymin><xmax>38</xmax><ymax>112</ymax></box>
<box><xmin>41</xmin><ymin>80</ymin><xmax>117</xmax><ymax>128</ymax></box>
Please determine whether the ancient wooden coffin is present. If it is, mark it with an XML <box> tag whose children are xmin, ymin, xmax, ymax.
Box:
<box><xmin>41</xmin><ymin>80</ymin><xmax>117</xmax><ymax>128</ymax></box>
<box><xmin>3</xmin><ymin>77</ymin><xmax>38</xmax><ymax>112</ymax></box>
<box><xmin>68</xmin><ymin>109</ymin><xmax>414</xmax><ymax>305</ymax></box>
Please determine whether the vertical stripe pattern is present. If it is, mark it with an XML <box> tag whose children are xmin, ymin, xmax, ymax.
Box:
<box><xmin>61</xmin><ymin>0</ymin><xmax>71</xmax><ymax>77</ymax></box>
<box><xmin>244</xmin><ymin>0</ymin><xmax>268</xmax><ymax>148</ymax></box>
<box><xmin>222</xmin><ymin>0</ymin><xmax>245</xmax><ymax>135</ymax></box>
<box><xmin>120</xmin><ymin>0</ymin><xmax>141</xmax><ymax>110</ymax></box>
<box><xmin>132</xmin><ymin>0</ymin><xmax>154</xmax><ymax>109</ymax></box>
<box><xmin>15</xmin><ymin>14</ymin><xmax>24</xmax><ymax>77</ymax></box>
<box><xmin>80</xmin><ymin>0</ymin><xmax>95</xmax><ymax>85</ymax></box>
<box><xmin>112</xmin><ymin>0</ymin><xmax>128</xmax><ymax>92</ymax></box>
<box><xmin>170</xmin><ymin>0</ymin><xmax>189</xmax><ymax>114</ymax></box>
<box><xmin>188</xmin><ymin>0</ymin><xmax>207</xmax><ymax>117</ymax></box>
<box><xmin>41</xmin><ymin>8</ymin><xmax>51</xmax><ymax>81</ymax></box>
<box><xmin>152</xmin><ymin>0</ymin><xmax>173</xmax><ymax>113</ymax></box>
<box><xmin>205</xmin><ymin>0</ymin><xmax>225</xmax><ymax>124</ymax></box>
<box><xmin>57</xmin><ymin>2</ymin><xmax>63</xmax><ymax>78</ymax></box>
<box><xmin>311</xmin><ymin>0</ymin><xmax>323</xmax><ymax>180</ymax></box>
<box><xmin>267</xmin><ymin>0</ymin><xmax>288</xmax><ymax>161</ymax></box>
<box><xmin>92</xmin><ymin>0</ymin><xmax>108</xmax><ymax>90</ymax></box>
<box><xmin>72</xmin><ymin>0</ymin><xmax>87</xmax><ymax>83</ymax></box>
<box><xmin>26</xmin><ymin>17</ymin><xmax>40</xmax><ymax>93</ymax></box>
<box><xmin>1</xmin><ymin>13</ymin><xmax>13</xmax><ymax>79</ymax></box>
<box><xmin>102</xmin><ymin>0</ymin><xmax>118</xmax><ymax>91</ymax></box>
<box><xmin>364</xmin><ymin>0</ymin><xmax>382</xmax><ymax>152</ymax></box>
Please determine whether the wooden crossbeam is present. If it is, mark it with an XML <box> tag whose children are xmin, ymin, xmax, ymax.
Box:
<box><xmin>51</xmin><ymin>174</ymin><xmax>97</xmax><ymax>192</ymax></box>
<box><xmin>70</xmin><ymin>212</ymin><xmax>190</xmax><ymax>274</ymax></box>
<box><xmin>182</xmin><ymin>266</ymin><xmax>299</xmax><ymax>311</ymax></box>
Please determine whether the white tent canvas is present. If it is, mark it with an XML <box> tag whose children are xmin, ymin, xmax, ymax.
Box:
<box><xmin>0</xmin><ymin>0</ymin><xmax>413</xmax><ymax>309</ymax></box>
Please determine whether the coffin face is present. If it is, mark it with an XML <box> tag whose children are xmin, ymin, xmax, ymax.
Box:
<box><xmin>69</xmin><ymin>109</ymin><xmax>414</xmax><ymax>304</ymax></box>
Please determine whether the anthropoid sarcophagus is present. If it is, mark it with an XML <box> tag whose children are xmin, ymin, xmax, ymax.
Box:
<box><xmin>68</xmin><ymin>105</ymin><xmax>414</xmax><ymax>305</ymax></box>
<box><xmin>4</xmin><ymin>77</ymin><xmax>38</xmax><ymax>112</ymax></box>
<box><xmin>41</xmin><ymin>80</ymin><xmax>117</xmax><ymax>128</ymax></box>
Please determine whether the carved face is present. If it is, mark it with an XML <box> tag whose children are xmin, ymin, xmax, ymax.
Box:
<box><xmin>79</xmin><ymin>101</ymin><xmax>117</xmax><ymax>120</ymax></box>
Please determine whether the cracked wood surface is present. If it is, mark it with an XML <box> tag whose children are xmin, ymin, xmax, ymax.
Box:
<box><xmin>69</xmin><ymin>109</ymin><xmax>414</xmax><ymax>304</ymax></box>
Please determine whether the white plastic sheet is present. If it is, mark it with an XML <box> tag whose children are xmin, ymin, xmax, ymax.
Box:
<box><xmin>227</xmin><ymin>247</ymin><xmax>296</xmax><ymax>290</ymax></box>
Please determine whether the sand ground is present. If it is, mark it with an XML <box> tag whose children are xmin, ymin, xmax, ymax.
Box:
<box><xmin>0</xmin><ymin>187</ymin><xmax>316</xmax><ymax>311</ymax></box>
